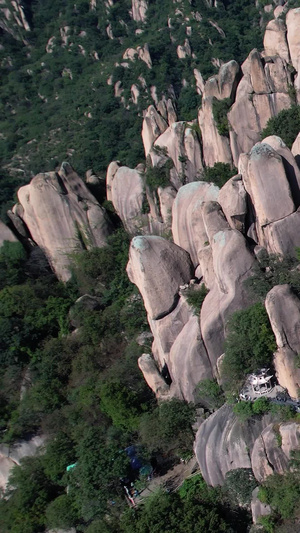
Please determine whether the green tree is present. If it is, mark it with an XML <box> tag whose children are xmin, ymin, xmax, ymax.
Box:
<box><xmin>222</xmin><ymin>303</ymin><xmax>276</xmax><ymax>386</ymax></box>
<box><xmin>201</xmin><ymin>162</ymin><xmax>238</xmax><ymax>188</ymax></box>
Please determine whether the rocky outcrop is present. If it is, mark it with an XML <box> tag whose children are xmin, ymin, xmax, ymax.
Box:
<box><xmin>286</xmin><ymin>8</ymin><xmax>300</xmax><ymax>70</ymax></box>
<box><xmin>142</xmin><ymin>105</ymin><xmax>168</xmax><ymax>156</ymax></box>
<box><xmin>151</xmin><ymin>122</ymin><xmax>203</xmax><ymax>187</ymax></box>
<box><xmin>218</xmin><ymin>175</ymin><xmax>247</xmax><ymax>232</ymax></box>
<box><xmin>251</xmin><ymin>487</ymin><xmax>271</xmax><ymax>524</ymax></box>
<box><xmin>228</xmin><ymin>50</ymin><xmax>291</xmax><ymax>165</ymax></box>
<box><xmin>195</xmin><ymin>404</ymin><xmax>300</xmax><ymax>486</ymax></box>
<box><xmin>251</xmin><ymin>422</ymin><xmax>300</xmax><ymax>482</ymax></box>
<box><xmin>138</xmin><ymin>353</ymin><xmax>170</xmax><ymax>398</ymax></box>
<box><xmin>242</xmin><ymin>141</ymin><xmax>300</xmax><ymax>256</ymax></box>
<box><xmin>200</xmin><ymin>201</ymin><xmax>255</xmax><ymax>369</ymax></box>
<box><xmin>106</xmin><ymin>161</ymin><xmax>120</xmax><ymax>202</ymax></box>
<box><xmin>131</xmin><ymin>0</ymin><xmax>148</xmax><ymax>22</ymax></box>
<box><xmin>265</xmin><ymin>285</ymin><xmax>300</xmax><ymax>398</ymax></box>
<box><xmin>195</xmin><ymin>405</ymin><xmax>272</xmax><ymax>486</ymax></box>
<box><xmin>203</xmin><ymin>60</ymin><xmax>240</xmax><ymax>100</ymax></box>
<box><xmin>198</xmin><ymin>97</ymin><xmax>232</xmax><ymax>167</ymax></box>
<box><xmin>0</xmin><ymin>0</ymin><xmax>30</xmax><ymax>42</ymax></box>
<box><xmin>177</xmin><ymin>39</ymin><xmax>191</xmax><ymax>59</ymax></box>
<box><xmin>171</xmin><ymin>181</ymin><xmax>219</xmax><ymax>267</ymax></box>
<box><xmin>0</xmin><ymin>435</ymin><xmax>45</xmax><ymax>493</ymax></box>
<box><xmin>126</xmin><ymin>236</ymin><xmax>193</xmax><ymax>320</ymax></box>
<box><xmin>109</xmin><ymin>165</ymin><xmax>147</xmax><ymax>234</ymax></box>
<box><xmin>11</xmin><ymin>163</ymin><xmax>112</xmax><ymax>281</ymax></box>
<box><xmin>263</xmin><ymin>19</ymin><xmax>290</xmax><ymax>63</ymax></box>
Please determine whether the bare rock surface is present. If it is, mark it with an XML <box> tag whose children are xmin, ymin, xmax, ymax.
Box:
<box><xmin>152</xmin><ymin>122</ymin><xmax>203</xmax><ymax>186</ymax></box>
<box><xmin>245</xmin><ymin>142</ymin><xmax>294</xmax><ymax>227</ymax></box>
<box><xmin>198</xmin><ymin>97</ymin><xmax>232</xmax><ymax>167</ymax></box>
<box><xmin>142</xmin><ymin>105</ymin><xmax>168</xmax><ymax>156</ymax></box>
<box><xmin>106</xmin><ymin>161</ymin><xmax>120</xmax><ymax>201</ymax></box>
<box><xmin>126</xmin><ymin>236</ymin><xmax>193</xmax><ymax>320</ymax></box>
<box><xmin>265</xmin><ymin>285</ymin><xmax>300</xmax><ymax>397</ymax></box>
<box><xmin>218</xmin><ymin>175</ymin><xmax>247</xmax><ymax>232</ymax></box>
<box><xmin>131</xmin><ymin>0</ymin><xmax>148</xmax><ymax>22</ymax></box>
<box><xmin>195</xmin><ymin>405</ymin><xmax>272</xmax><ymax>486</ymax></box>
<box><xmin>110</xmin><ymin>165</ymin><xmax>147</xmax><ymax>234</ymax></box>
<box><xmin>200</xmin><ymin>202</ymin><xmax>255</xmax><ymax>368</ymax></box>
<box><xmin>286</xmin><ymin>8</ymin><xmax>300</xmax><ymax>69</ymax></box>
<box><xmin>169</xmin><ymin>314</ymin><xmax>213</xmax><ymax>402</ymax></box>
<box><xmin>263</xmin><ymin>19</ymin><xmax>290</xmax><ymax>63</ymax></box>
<box><xmin>251</xmin><ymin>424</ymin><xmax>289</xmax><ymax>482</ymax></box>
<box><xmin>15</xmin><ymin>163</ymin><xmax>112</xmax><ymax>281</ymax></box>
<box><xmin>138</xmin><ymin>353</ymin><xmax>170</xmax><ymax>398</ymax></box>
<box><xmin>172</xmin><ymin>181</ymin><xmax>219</xmax><ymax>266</ymax></box>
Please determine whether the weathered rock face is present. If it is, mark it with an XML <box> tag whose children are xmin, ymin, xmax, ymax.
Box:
<box><xmin>200</xmin><ymin>202</ymin><xmax>255</xmax><ymax>369</ymax></box>
<box><xmin>169</xmin><ymin>314</ymin><xmax>213</xmax><ymax>402</ymax></box>
<box><xmin>131</xmin><ymin>0</ymin><xmax>148</xmax><ymax>22</ymax></box>
<box><xmin>171</xmin><ymin>181</ymin><xmax>219</xmax><ymax>267</ymax></box>
<box><xmin>0</xmin><ymin>435</ymin><xmax>45</xmax><ymax>493</ymax></box>
<box><xmin>12</xmin><ymin>163</ymin><xmax>112</xmax><ymax>281</ymax></box>
<box><xmin>109</xmin><ymin>165</ymin><xmax>147</xmax><ymax>234</ymax></box>
<box><xmin>126</xmin><ymin>236</ymin><xmax>193</xmax><ymax>320</ymax></box>
<box><xmin>142</xmin><ymin>105</ymin><xmax>168</xmax><ymax>156</ymax></box>
<box><xmin>0</xmin><ymin>0</ymin><xmax>30</xmax><ymax>42</ymax></box>
<box><xmin>198</xmin><ymin>97</ymin><xmax>232</xmax><ymax>167</ymax></box>
<box><xmin>106</xmin><ymin>161</ymin><xmax>120</xmax><ymax>202</ymax></box>
<box><xmin>242</xmin><ymin>141</ymin><xmax>300</xmax><ymax>256</ymax></box>
<box><xmin>265</xmin><ymin>285</ymin><xmax>300</xmax><ymax>398</ymax></box>
<box><xmin>196</xmin><ymin>404</ymin><xmax>300</xmax><ymax>487</ymax></box>
<box><xmin>251</xmin><ymin>422</ymin><xmax>300</xmax><ymax>482</ymax></box>
<box><xmin>286</xmin><ymin>8</ymin><xmax>300</xmax><ymax>69</ymax></box>
<box><xmin>177</xmin><ymin>39</ymin><xmax>191</xmax><ymax>59</ymax></box>
<box><xmin>195</xmin><ymin>405</ymin><xmax>272</xmax><ymax>486</ymax></box>
<box><xmin>203</xmin><ymin>60</ymin><xmax>240</xmax><ymax>100</ymax></box>
<box><xmin>228</xmin><ymin>49</ymin><xmax>291</xmax><ymax>165</ymax></box>
<box><xmin>138</xmin><ymin>353</ymin><xmax>170</xmax><ymax>398</ymax></box>
<box><xmin>218</xmin><ymin>175</ymin><xmax>247</xmax><ymax>232</ymax></box>
<box><xmin>263</xmin><ymin>19</ymin><xmax>290</xmax><ymax>63</ymax></box>
<box><xmin>151</xmin><ymin>122</ymin><xmax>203</xmax><ymax>187</ymax></box>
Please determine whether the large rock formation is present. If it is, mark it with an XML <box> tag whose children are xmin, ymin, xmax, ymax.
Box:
<box><xmin>131</xmin><ymin>0</ymin><xmax>148</xmax><ymax>22</ymax></box>
<box><xmin>198</xmin><ymin>97</ymin><xmax>232</xmax><ymax>167</ymax></box>
<box><xmin>142</xmin><ymin>105</ymin><xmax>168</xmax><ymax>156</ymax></box>
<box><xmin>286</xmin><ymin>8</ymin><xmax>300</xmax><ymax>70</ymax></box>
<box><xmin>151</xmin><ymin>122</ymin><xmax>203</xmax><ymax>188</ymax></box>
<box><xmin>228</xmin><ymin>49</ymin><xmax>291</xmax><ymax>165</ymax></box>
<box><xmin>195</xmin><ymin>405</ymin><xmax>300</xmax><ymax>486</ymax></box>
<box><xmin>265</xmin><ymin>285</ymin><xmax>300</xmax><ymax>398</ymax></box>
<box><xmin>200</xmin><ymin>201</ymin><xmax>255</xmax><ymax>369</ymax></box>
<box><xmin>242</xmin><ymin>140</ymin><xmax>300</xmax><ymax>256</ymax></box>
<box><xmin>10</xmin><ymin>163</ymin><xmax>112</xmax><ymax>281</ymax></box>
<box><xmin>171</xmin><ymin>181</ymin><xmax>219</xmax><ymax>267</ymax></box>
<box><xmin>195</xmin><ymin>405</ymin><xmax>272</xmax><ymax>486</ymax></box>
<box><xmin>126</xmin><ymin>235</ymin><xmax>193</xmax><ymax>320</ymax></box>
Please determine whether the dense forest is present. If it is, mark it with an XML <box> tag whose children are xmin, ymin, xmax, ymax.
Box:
<box><xmin>2</xmin><ymin>0</ymin><xmax>300</xmax><ymax>531</ymax></box>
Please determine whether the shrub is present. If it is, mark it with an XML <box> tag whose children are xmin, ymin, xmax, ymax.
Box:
<box><xmin>197</xmin><ymin>378</ymin><xmax>225</xmax><ymax>409</ymax></box>
<box><xmin>224</xmin><ymin>468</ymin><xmax>257</xmax><ymax>505</ymax></box>
<box><xmin>212</xmin><ymin>97</ymin><xmax>232</xmax><ymax>137</ymax></box>
<box><xmin>185</xmin><ymin>284</ymin><xmax>208</xmax><ymax>314</ymax></box>
<box><xmin>201</xmin><ymin>162</ymin><xmax>238</xmax><ymax>188</ymax></box>
<box><xmin>145</xmin><ymin>159</ymin><xmax>174</xmax><ymax>191</ymax></box>
<box><xmin>261</xmin><ymin>105</ymin><xmax>300</xmax><ymax>148</ymax></box>
<box><xmin>222</xmin><ymin>303</ymin><xmax>276</xmax><ymax>386</ymax></box>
